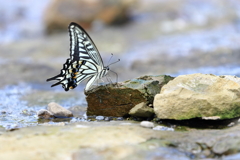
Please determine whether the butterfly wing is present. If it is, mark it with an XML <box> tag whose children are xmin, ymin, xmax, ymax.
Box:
<box><xmin>69</xmin><ymin>22</ymin><xmax>104</xmax><ymax>67</ymax></box>
<box><xmin>46</xmin><ymin>22</ymin><xmax>105</xmax><ymax>91</ymax></box>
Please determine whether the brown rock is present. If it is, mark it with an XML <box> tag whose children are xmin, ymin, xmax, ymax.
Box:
<box><xmin>44</xmin><ymin>0</ymin><xmax>132</xmax><ymax>34</ymax></box>
<box><xmin>47</xmin><ymin>102</ymin><xmax>73</xmax><ymax>118</ymax></box>
<box><xmin>37</xmin><ymin>109</ymin><xmax>54</xmax><ymax>119</ymax></box>
<box><xmin>86</xmin><ymin>85</ymin><xmax>147</xmax><ymax>117</ymax></box>
<box><xmin>86</xmin><ymin>75</ymin><xmax>173</xmax><ymax>117</ymax></box>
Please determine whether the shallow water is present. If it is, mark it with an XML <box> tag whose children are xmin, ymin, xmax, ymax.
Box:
<box><xmin>0</xmin><ymin>83</ymin><xmax>87</xmax><ymax>130</ymax></box>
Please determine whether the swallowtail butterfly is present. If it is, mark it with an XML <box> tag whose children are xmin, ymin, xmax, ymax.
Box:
<box><xmin>47</xmin><ymin>22</ymin><xmax>116</xmax><ymax>91</ymax></box>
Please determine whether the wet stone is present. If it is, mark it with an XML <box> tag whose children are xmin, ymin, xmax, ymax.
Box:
<box><xmin>37</xmin><ymin>109</ymin><xmax>54</xmax><ymax>119</ymax></box>
<box><xmin>47</xmin><ymin>102</ymin><xmax>73</xmax><ymax>118</ymax></box>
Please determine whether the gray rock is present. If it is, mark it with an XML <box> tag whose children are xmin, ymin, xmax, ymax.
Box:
<box><xmin>123</xmin><ymin>75</ymin><xmax>174</xmax><ymax>104</ymax></box>
<box><xmin>47</xmin><ymin>102</ymin><xmax>73</xmax><ymax>118</ymax></box>
<box><xmin>129</xmin><ymin>102</ymin><xmax>154</xmax><ymax>118</ymax></box>
<box><xmin>154</xmin><ymin>74</ymin><xmax>240</xmax><ymax>120</ymax></box>
<box><xmin>140</xmin><ymin>121</ymin><xmax>154</xmax><ymax>128</ymax></box>
<box><xmin>37</xmin><ymin>109</ymin><xmax>54</xmax><ymax>119</ymax></box>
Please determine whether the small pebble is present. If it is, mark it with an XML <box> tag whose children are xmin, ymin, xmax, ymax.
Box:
<box><xmin>140</xmin><ymin>121</ymin><xmax>154</xmax><ymax>128</ymax></box>
<box><xmin>48</xmin><ymin>102</ymin><xmax>73</xmax><ymax>118</ymax></box>
<box><xmin>1</xmin><ymin>110</ymin><xmax>7</xmax><ymax>114</ymax></box>
<box><xmin>96</xmin><ymin>116</ymin><xmax>104</xmax><ymax>120</ymax></box>
<box><xmin>153</xmin><ymin>125</ymin><xmax>174</xmax><ymax>131</ymax></box>
<box><xmin>37</xmin><ymin>109</ymin><xmax>54</xmax><ymax>119</ymax></box>
<box><xmin>104</xmin><ymin>117</ymin><xmax>110</xmax><ymax>121</ymax></box>
<box><xmin>117</xmin><ymin>117</ymin><xmax>124</xmax><ymax>121</ymax></box>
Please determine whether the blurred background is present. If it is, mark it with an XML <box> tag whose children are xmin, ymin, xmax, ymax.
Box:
<box><xmin>0</xmin><ymin>0</ymin><xmax>240</xmax><ymax>128</ymax></box>
<box><xmin>1</xmin><ymin>0</ymin><xmax>240</xmax><ymax>87</ymax></box>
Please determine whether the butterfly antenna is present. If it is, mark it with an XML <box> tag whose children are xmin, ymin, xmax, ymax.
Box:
<box><xmin>107</xmin><ymin>53</ymin><xmax>114</xmax><ymax>66</ymax></box>
<box><xmin>107</xmin><ymin>53</ymin><xmax>120</xmax><ymax>66</ymax></box>
<box><xmin>108</xmin><ymin>59</ymin><xmax>120</xmax><ymax>66</ymax></box>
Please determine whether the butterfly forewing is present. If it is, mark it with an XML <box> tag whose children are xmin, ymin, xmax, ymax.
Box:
<box><xmin>46</xmin><ymin>22</ymin><xmax>109</xmax><ymax>91</ymax></box>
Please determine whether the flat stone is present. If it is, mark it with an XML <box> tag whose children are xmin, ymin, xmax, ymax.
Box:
<box><xmin>47</xmin><ymin>102</ymin><xmax>73</xmax><ymax>118</ymax></box>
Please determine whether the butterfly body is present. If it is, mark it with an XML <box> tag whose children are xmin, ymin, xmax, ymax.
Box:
<box><xmin>47</xmin><ymin>22</ymin><xmax>109</xmax><ymax>91</ymax></box>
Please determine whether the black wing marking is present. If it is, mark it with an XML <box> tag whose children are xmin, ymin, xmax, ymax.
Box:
<box><xmin>47</xmin><ymin>22</ymin><xmax>108</xmax><ymax>91</ymax></box>
<box><xmin>69</xmin><ymin>22</ymin><xmax>104</xmax><ymax>67</ymax></box>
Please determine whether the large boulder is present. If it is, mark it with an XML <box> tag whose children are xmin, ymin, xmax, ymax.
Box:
<box><xmin>154</xmin><ymin>74</ymin><xmax>240</xmax><ymax>120</ymax></box>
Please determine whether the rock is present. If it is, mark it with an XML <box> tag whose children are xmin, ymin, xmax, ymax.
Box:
<box><xmin>86</xmin><ymin>85</ymin><xmax>147</xmax><ymax>117</ymax></box>
<box><xmin>154</xmin><ymin>74</ymin><xmax>240</xmax><ymax>120</ymax></box>
<box><xmin>47</xmin><ymin>102</ymin><xmax>73</xmax><ymax>118</ymax></box>
<box><xmin>140</xmin><ymin>121</ymin><xmax>154</xmax><ymax>128</ymax></box>
<box><xmin>86</xmin><ymin>75</ymin><xmax>173</xmax><ymax>117</ymax></box>
<box><xmin>123</xmin><ymin>75</ymin><xmax>174</xmax><ymax>104</ymax></box>
<box><xmin>129</xmin><ymin>102</ymin><xmax>154</xmax><ymax>118</ymax></box>
<box><xmin>104</xmin><ymin>117</ymin><xmax>111</xmax><ymax>121</ymax></box>
<box><xmin>227</xmin><ymin>122</ymin><xmax>235</xmax><ymax>127</ymax></box>
<box><xmin>44</xmin><ymin>0</ymin><xmax>132</xmax><ymax>34</ymax></box>
<box><xmin>37</xmin><ymin>109</ymin><xmax>54</xmax><ymax>119</ymax></box>
<box><xmin>212</xmin><ymin>135</ymin><xmax>240</xmax><ymax>154</ymax></box>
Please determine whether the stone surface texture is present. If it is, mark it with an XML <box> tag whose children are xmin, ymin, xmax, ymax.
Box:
<box><xmin>129</xmin><ymin>102</ymin><xmax>154</xmax><ymax>118</ymax></box>
<box><xmin>154</xmin><ymin>74</ymin><xmax>240</xmax><ymax>120</ymax></box>
<box><xmin>86</xmin><ymin>75</ymin><xmax>173</xmax><ymax>117</ymax></box>
<box><xmin>37</xmin><ymin>109</ymin><xmax>54</xmax><ymax>119</ymax></box>
<box><xmin>47</xmin><ymin>102</ymin><xmax>73</xmax><ymax>118</ymax></box>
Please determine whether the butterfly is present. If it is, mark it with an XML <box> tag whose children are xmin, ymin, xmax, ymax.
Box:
<box><xmin>47</xmin><ymin>22</ymin><xmax>117</xmax><ymax>91</ymax></box>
